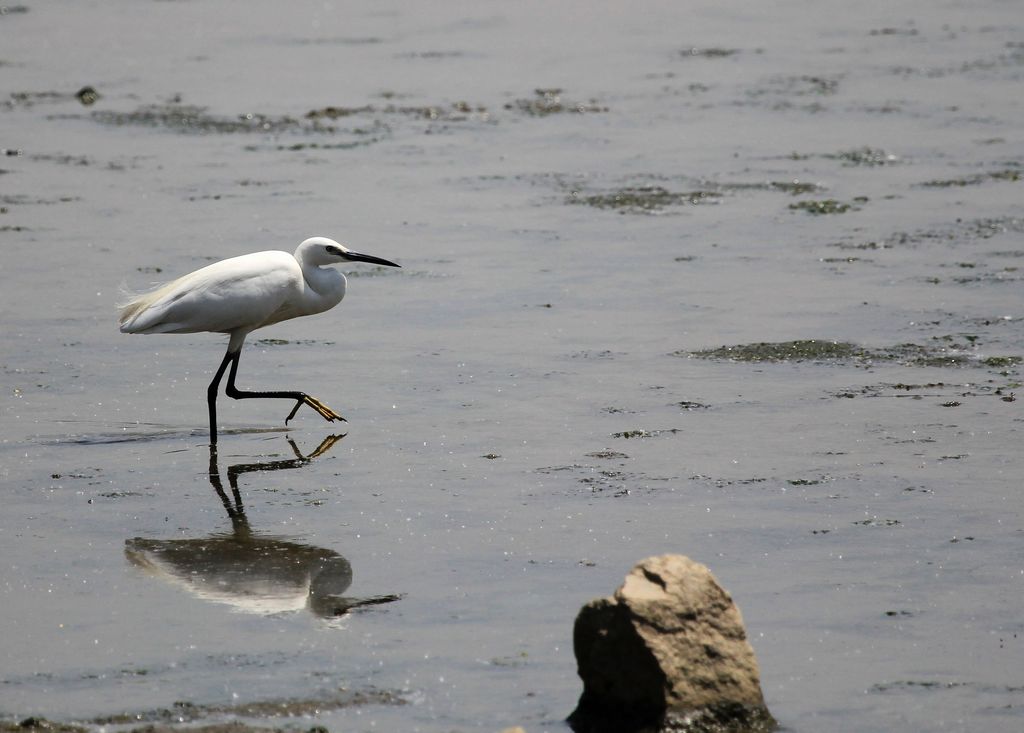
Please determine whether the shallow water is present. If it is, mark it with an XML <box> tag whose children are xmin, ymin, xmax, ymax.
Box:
<box><xmin>1</xmin><ymin>1</ymin><xmax>1022</xmax><ymax>731</ymax></box>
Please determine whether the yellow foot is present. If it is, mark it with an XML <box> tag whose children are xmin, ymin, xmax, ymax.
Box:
<box><xmin>285</xmin><ymin>394</ymin><xmax>347</xmax><ymax>424</ymax></box>
<box><xmin>306</xmin><ymin>433</ymin><xmax>347</xmax><ymax>459</ymax></box>
<box><xmin>285</xmin><ymin>433</ymin><xmax>346</xmax><ymax>460</ymax></box>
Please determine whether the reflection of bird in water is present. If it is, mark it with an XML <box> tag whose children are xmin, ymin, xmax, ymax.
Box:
<box><xmin>125</xmin><ymin>436</ymin><xmax>401</xmax><ymax>617</ymax></box>
<box><xmin>126</xmin><ymin>532</ymin><xmax>361</xmax><ymax>616</ymax></box>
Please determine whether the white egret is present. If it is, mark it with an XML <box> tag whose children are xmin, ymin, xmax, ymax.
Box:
<box><xmin>119</xmin><ymin>236</ymin><xmax>400</xmax><ymax>442</ymax></box>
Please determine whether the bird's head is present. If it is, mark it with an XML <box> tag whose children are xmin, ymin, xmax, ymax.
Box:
<box><xmin>298</xmin><ymin>237</ymin><xmax>401</xmax><ymax>269</ymax></box>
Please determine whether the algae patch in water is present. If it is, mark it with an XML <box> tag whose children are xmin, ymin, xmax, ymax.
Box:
<box><xmin>684</xmin><ymin>339</ymin><xmax>1022</xmax><ymax>371</ymax></box>
<box><xmin>568</xmin><ymin>178</ymin><xmax>820</xmax><ymax>214</ymax></box>
<box><xmin>752</xmin><ymin>74</ymin><xmax>841</xmax><ymax>98</ymax></box>
<box><xmin>2</xmin><ymin>721</ymin><xmax>86</xmax><ymax>733</ymax></box>
<box><xmin>981</xmin><ymin>355</ymin><xmax>1022</xmax><ymax>368</ymax></box>
<box><xmin>789</xmin><ymin>198</ymin><xmax>865</xmax><ymax>215</ymax></box>
<box><xmin>612</xmin><ymin>428</ymin><xmax>681</xmax><ymax>439</ymax></box>
<box><xmin>801</xmin><ymin>75</ymin><xmax>839</xmax><ymax>95</ymax></box>
<box><xmin>680</xmin><ymin>47</ymin><xmax>740</xmax><ymax>58</ymax></box>
<box><xmin>918</xmin><ymin>169</ymin><xmax>1021</xmax><ymax>187</ymax></box>
<box><xmin>766</xmin><ymin>180</ymin><xmax>823</xmax><ymax>195</ymax></box>
<box><xmin>306</xmin><ymin>100</ymin><xmax>489</xmax><ymax>122</ymax></box>
<box><xmin>504</xmin><ymin>88</ymin><xmax>608</xmax><ymax>116</ymax></box>
<box><xmin>90</xmin><ymin>99</ymin><xmax>447</xmax><ymax>138</ymax></box>
<box><xmin>869</xmin><ymin>26</ymin><xmax>919</xmax><ymax>36</ymax></box>
<box><xmin>786</xmin><ymin>147</ymin><xmax>900</xmax><ymax>167</ymax></box>
<box><xmin>853</xmin><ymin>518</ymin><xmax>902</xmax><ymax>527</ymax></box>
<box><xmin>715</xmin><ymin>180</ymin><xmax>825</xmax><ymax>196</ymax></box>
<box><xmin>839</xmin><ymin>216</ymin><xmax>1024</xmax><ymax>251</ymax></box>
<box><xmin>78</xmin><ymin>687</ymin><xmax>406</xmax><ymax>728</ymax></box>
<box><xmin>253</xmin><ymin>338</ymin><xmax>336</xmax><ymax>347</ymax></box>
<box><xmin>824</xmin><ymin>147</ymin><xmax>900</xmax><ymax>166</ymax></box>
<box><xmin>568</xmin><ymin>185</ymin><xmax>721</xmax><ymax>214</ymax></box>
<box><xmin>688</xmin><ymin>340</ymin><xmax>862</xmax><ymax>362</ymax></box>
<box><xmin>92</xmin><ymin>104</ymin><xmax>303</xmax><ymax>134</ymax></box>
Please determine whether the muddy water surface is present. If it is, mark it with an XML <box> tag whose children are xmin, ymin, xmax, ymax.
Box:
<box><xmin>1</xmin><ymin>2</ymin><xmax>1022</xmax><ymax>732</ymax></box>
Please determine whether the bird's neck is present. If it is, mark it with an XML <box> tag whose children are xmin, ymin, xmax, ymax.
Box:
<box><xmin>303</xmin><ymin>266</ymin><xmax>347</xmax><ymax>312</ymax></box>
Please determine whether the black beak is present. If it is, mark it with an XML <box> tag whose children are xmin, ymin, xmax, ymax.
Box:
<box><xmin>343</xmin><ymin>250</ymin><xmax>401</xmax><ymax>268</ymax></box>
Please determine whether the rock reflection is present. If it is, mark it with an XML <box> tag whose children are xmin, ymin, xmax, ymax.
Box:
<box><xmin>126</xmin><ymin>435</ymin><xmax>401</xmax><ymax>617</ymax></box>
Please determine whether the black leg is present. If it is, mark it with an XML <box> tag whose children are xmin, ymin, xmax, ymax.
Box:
<box><xmin>207</xmin><ymin>348</ymin><xmax>237</xmax><ymax>444</ymax></box>
<box><xmin>207</xmin><ymin>442</ymin><xmax>246</xmax><ymax>526</ymax></box>
<box><xmin>223</xmin><ymin>348</ymin><xmax>346</xmax><ymax>425</ymax></box>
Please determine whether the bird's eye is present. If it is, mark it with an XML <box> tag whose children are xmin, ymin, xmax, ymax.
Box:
<box><xmin>325</xmin><ymin>245</ymin><xmax>342</xmax><ymax>256</ymax></box>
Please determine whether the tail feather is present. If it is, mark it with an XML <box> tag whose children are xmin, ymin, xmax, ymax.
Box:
<box><xmin>118</xmin><ymin>280</ymin><xmax>176</xmax><ymax>333</ymax></box>
<box><xmin>118</xmin><ymin>294</ymin><xmax>148</xmax><ymax>331</ymax></box>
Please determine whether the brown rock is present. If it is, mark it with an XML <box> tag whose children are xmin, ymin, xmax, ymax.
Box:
<box><xmin>569</xmin><ymin>555</ymin><xmax>775</xmax><ymax>732</ymax></box>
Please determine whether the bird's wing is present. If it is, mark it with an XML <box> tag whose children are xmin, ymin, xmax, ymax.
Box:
<box><xmin>120</xmin><ymin>251</ymin><xmax>301</xmax><ymax>335</ymax></box>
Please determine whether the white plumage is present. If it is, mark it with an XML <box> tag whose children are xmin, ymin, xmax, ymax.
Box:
<box><xmin>119</xmin><ymin>236</ymin><xmax>400</xmax><ymax>441</ymax></box>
